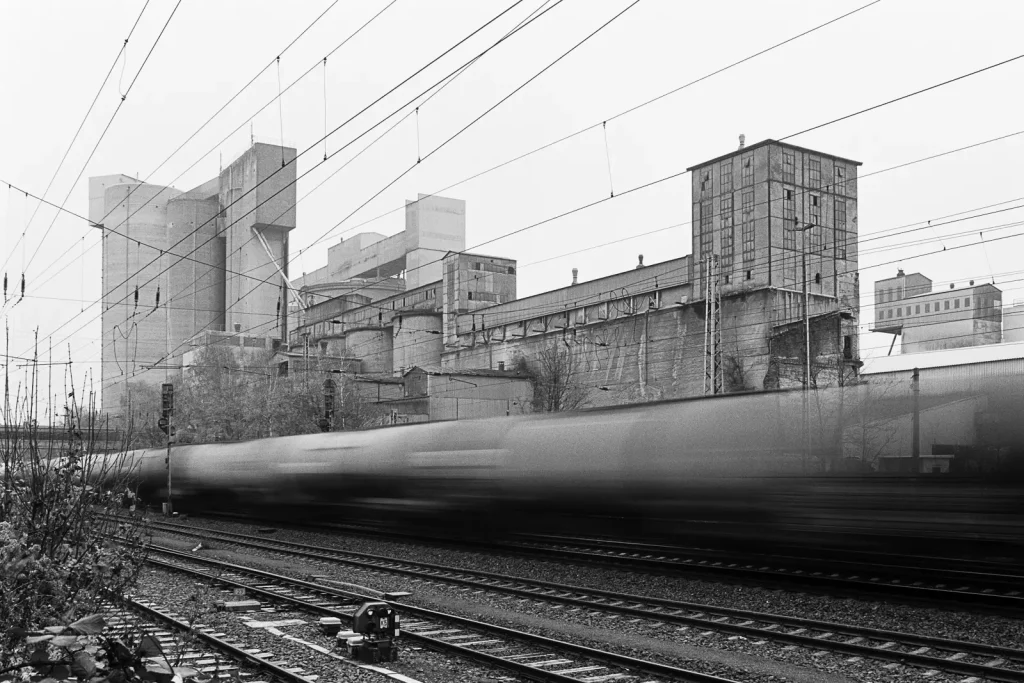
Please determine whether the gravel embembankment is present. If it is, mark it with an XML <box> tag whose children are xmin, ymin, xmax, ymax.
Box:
<box><xmin>135</xmin><ymin>566</ymin><xmax>530</xmax><ymax>683</ymax></box>
<box><xmin>149</xmin><ymin>517</ymin><xmax>1024</xmax><ymax>683</ymax></box>
<box><xmin>163</xmin><ymin>516</ymin><xmax>1024</xmax><ymax>648</ymax></box>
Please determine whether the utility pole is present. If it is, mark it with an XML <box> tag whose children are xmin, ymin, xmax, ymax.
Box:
<box><xmin>160</xmin><ymin>382</ymin><xmax>174</xmax><ymax>515</ymax></box>
<box><xmin>912</xmin><ymin>367</ymin><xmax>921</xmax><ymax>474</ymax></box>
<box><xmin>788</xmin><ymin>219</ymin><xmax>816</xmax><ymax>469</ymax></box>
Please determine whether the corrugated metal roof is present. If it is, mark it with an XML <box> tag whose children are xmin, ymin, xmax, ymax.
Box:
<box><xmin>862</xmin><ymin>341</ymin><xmax>1024</xmax><ymax>375</ymax></box>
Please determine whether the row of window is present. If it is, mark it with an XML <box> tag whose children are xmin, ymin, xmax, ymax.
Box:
<box><xmin>702</xmin><ymin>152</ymin><xmax>850</xmax><ymax>194</ymax></box>
<box><xmin>700</xmin><ymin>155</ymin><xmax>756</xmax><ymax>193</ymax></box>
<box><xmin>701</xmin><ymin>190</ymin><xmax>849</xmax><ymax>260</ymax></box>
<box><xmin>877</xmin><ymin>297</ymin><xmax>973</xmax><ymax>320</ymax></box>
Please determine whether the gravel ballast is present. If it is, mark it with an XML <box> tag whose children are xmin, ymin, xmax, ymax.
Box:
<box><xmin>144</xmin><ymin>516</ymin><xmax>1024</xmax><ymax>683</ymax></box>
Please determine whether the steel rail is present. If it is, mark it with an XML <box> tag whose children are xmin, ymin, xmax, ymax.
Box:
<box><xmin>146</xmin><ymin>521</ymin><xmax>1024</xmax><ymax>682</ymax></box>
<box><xmin>146</xmin><ymin>545</ymin><xmax>742</xmax><ymax>683</ymax></box>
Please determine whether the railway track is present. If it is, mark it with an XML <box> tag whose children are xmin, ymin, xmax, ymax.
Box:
<box><xmin>151</xmin><ymin>516</ymin><xmax>1024</xmax><ymax>614</ymax></box>
<box><xmin>186</xmin><ymin>512</ymin><xmax>1024</xmax><ymax>612</ymax></box>
<box><xmin>147</xmin><ymin>520</ymin><xmax>1024</xmax><ymax>682</ymax></box>
<box><xmin>506</xmin><ymin>535</ymin><xmax>1024</xmax><ymax>613</ymax></box>
<box><xmin>145</xmin><ymin>544</ymin><xmax>742</xmax><ymax>683</ymax></box>
<box><xmin>103</xmin><ymin>595</ymin><xmax>315</xmax><ymax>683</ymax></box>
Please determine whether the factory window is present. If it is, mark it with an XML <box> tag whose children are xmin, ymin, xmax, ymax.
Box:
<box><xmin>897</xmin><ymin>308</ymin><xmax>902</xmax><ymax>317</ymax></box>
<box><xmin>944</xmin><ymin>300</ymin><xmax>950</xmax><ymax>310</ymax></box>
<box><xmin>701</xmin><ymin>171</ymin><xmax>711</xmax><ymax>192</ymax></box>
<box><xmin>887</xmin><ymin>309</ymin><xmax>892</xmax><ymax>319</ymax></box>
<box><xmin>721</xmin><ymin>195</ymin><xmax>734</xmax><ymax>269</ymax></box>
<box><xmin>835</xmin><ymin>199</ymin><xmax>847</xmax><ymax>258</ymax></box>
<box><xmin>507</xmin><ymin>266</ymin><xmax>515</xmax><ymax>274</ymax></box>
<box><xmin>808</xmin><ymin>157</ymin><xmax>821</xmax><ymax>188</ymax></box>
<box><xmin>964</xmin><ymin>297</ymin><xmax>970</xmax><ymax>307</ymax></box>
<box><xmin>320</xmin><ymin>342</ymin><xmax>328</xmax><ymax>354</ymax></box>
<box><xmin>742</xmin><ymin>155</ymin><xmax>753</xmax><ymax>185</ymax></box>
<box><xmin>782</xmin><ymin>151</ymin><xmax>796</xmax><ymax>184</ymax></box>
<box><xmin>468</xmin><ymin>292</ymin><xmax>473</xmax><ymax>300</ymax></box>
<box><xmin>925</xmin><ymin>303</ymin><xmax>930</xmax><ymax>313</ymax></box>
<box><xmin>814</xmin><ymin>273</ymin><xmax>821</xmax><ymax>285</ymax></box>
<box><xmin>955</xmin><ymin>299</ymin><xmax>960</xmax><ymax>309</ymax></box>
<box><xmin>906</xmin><ymin>306</ymin><xmax>911</xmax><ymax>316</ymax></box>
<box><xmin>700</xmin><ymin>200</ymin><xmax>714</xmax><ymax>258</ymax></box>
<box><xmin>720</xmin><ymin>161</ymin><xmax>733</xmax><ymax>192</ymax></box>
<box><xmin>809</xmin><ymin>194</ymin><xmax>821</xmax><ymax>226</ymax></box>
<box><xmin>915</xmin><ymin>305</ymin><xmax>920</xmax><ymax>314</ymax></box>
<box><xmin>741</xmin><ymin>190</ymin><xmax>755</xmax><ymax>264</ymax></box>
<box><xmin>746</xmin><ymin>269</ymin><xmax>752</xmax><ymax>280</ymax></box>
<box><xmin>843</xmin><ymin>335</ymin><xmax>852</xmax><ymax>359</ymax></box>
<box><xmin>278</xmin><ymin>361</ymin><xmax>288</xmax><ymax>377</ymax></box>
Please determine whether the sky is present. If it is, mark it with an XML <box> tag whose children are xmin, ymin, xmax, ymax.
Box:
<box><xmin>1</xmin><ymin>0</ymin><xmax>1023</xmax><ymax>408</ymax></box>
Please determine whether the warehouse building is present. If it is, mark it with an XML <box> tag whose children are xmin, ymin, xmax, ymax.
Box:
<box><xmin>870</xmin><ymin>269</ymin><xmax>1002</xmax><ymax>353</ymax></box>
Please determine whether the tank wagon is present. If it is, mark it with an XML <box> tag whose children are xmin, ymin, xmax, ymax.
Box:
<box><xmin>129</xmin><ymin>379</ymin><xmax>1024</xmax><ymax>557</ymax></box>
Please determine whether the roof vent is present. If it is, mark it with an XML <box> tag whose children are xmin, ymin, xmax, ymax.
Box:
<box><xmin>897</xmin><ymin>268</ymin><xmax>905</xmax><ymax>277</ymax></box>
<box><xmin>636</xmin><ymin>254</ymin><xmax>645</xmax><ymax>269</ymax></box>
<box><xmin>571</xmin><ymin>268</ymin><xmax>578</xmax><ymax>286</ymax></box>
<box><xmin>949</xmin><ymin>283</ymin><xmax>955</xmax><ymax>289</ymax></box>
<box><xmin>738</xmin><ymin>134</ymin><xmax>746</xmax><ymax>150</ymax></box>
<box><xmin>970</xmin><ymin>280</ymin><xmax>975</xmax><ymax>286</ymax></box>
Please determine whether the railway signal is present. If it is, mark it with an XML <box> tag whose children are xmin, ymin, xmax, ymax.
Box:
<box><xmin>321</xmin><ymin>378</ymin><xmax>336</xmax><ymax>432</ymax></box>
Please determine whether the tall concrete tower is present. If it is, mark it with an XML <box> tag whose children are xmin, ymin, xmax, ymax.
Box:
<box><xmin>91</xmin><ymin>142</ymin><xmax>296</xmax><ymax>412</ymax></box>
<box><xmin>687</xmin><ymin>139</ymin><xmax>862</xmax><ymax>359</ymax></box>
<box><xmin>220</xmin><ymin>143</ymin><xmax>297</xmax><ymax>337</ymax></box>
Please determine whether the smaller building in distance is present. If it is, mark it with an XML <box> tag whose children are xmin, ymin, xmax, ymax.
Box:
<box><xmin>871</xmin><ymin>269</ymin><xmax>1002</xmax><ymax>354</ymax></box>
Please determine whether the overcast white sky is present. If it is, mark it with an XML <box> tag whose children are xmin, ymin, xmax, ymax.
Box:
<box><xmin>2</xmin><ymin>0</ymin><xmax>1023</xmax><ymax>401</ymax></box>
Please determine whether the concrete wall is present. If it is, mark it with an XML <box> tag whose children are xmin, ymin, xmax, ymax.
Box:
<box><xmin>423</xmin><ymin>372</ymin><xmax>532</xmax><ymax>421</ymax></box>
<box><xmin>101</xmin><ymin>182</ymin><xmax>180</xmax><ymax>411</ymax></box>
<box><xmin>442</xmin><ymin>287</ymin><xmax>846</xmax><ymax>408</ymax></box>
<box><xmin>1005</xmin><ymin>304</ymin><xmax>1024</xmax><ymax>342</ymax></box>
<box><xmin>220</xmin><ymin>143</ymin><xmax>297</xmax><ymax>338</ymax></box>
<box><xmin>903</xmin><ymin>319</ymin><xmax>1001</xmax><ymax>353</ymax></box>
<box><xmin>392</xmin><ymin>312</ymin><xmax>443</xmax><ymax>373</ymax></box>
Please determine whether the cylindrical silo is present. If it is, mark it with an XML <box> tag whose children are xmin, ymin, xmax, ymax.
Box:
<box><xmin>391</xmin><ymin>311</ymin><xmax>442</xmax><ymax>374</ymax></box>
<box><xmin>101</xmin><ymin>182</ymin><xmax>181</xmax><ymax>413</ymax></box>
<box><xmin>344</xmin><ymin>327</ymin><xmax>392</xmax><ymax>374</ymax></box>
<box><xmin>167</xmin><ymin>194</ymin><xmax>224</xmax><ymax>344</ymax></box>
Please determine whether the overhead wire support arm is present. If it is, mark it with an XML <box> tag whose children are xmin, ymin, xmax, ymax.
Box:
<box><xmin>250</xmin><ymin>226</ymin><xmax>306</xmax><ymax>312</ymax></box>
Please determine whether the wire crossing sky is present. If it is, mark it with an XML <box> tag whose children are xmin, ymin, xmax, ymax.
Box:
<box><xmin>1</xmin><ymin>0</ymin><xmax>1022</xmax><ymax>399</ymax></box>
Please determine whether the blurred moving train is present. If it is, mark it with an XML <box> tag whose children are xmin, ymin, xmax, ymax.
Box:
<box><xmin>127</xmin><ymin>376</ymin><xmax>1024</xmax><ymax>559</ymax></box>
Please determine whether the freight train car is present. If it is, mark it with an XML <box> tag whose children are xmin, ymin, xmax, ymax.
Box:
<box><xmin>125</xmin><ymin>379</ymin><xmax>1024</xmax><ymax>558</ymax></box>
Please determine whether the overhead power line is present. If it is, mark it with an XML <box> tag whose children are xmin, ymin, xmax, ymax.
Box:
<box><xmin>0</xmin><ymin>0</ymin><xmax>152</xmax><ymax>276</ymax></box>
<box><xmin>20</xmin><ymin>0</ymin><xmax>184</xmax><ymax>279</ymax></box>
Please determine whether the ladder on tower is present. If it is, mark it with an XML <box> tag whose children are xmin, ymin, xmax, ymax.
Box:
<box><xmin>703</xmin><ymin>254</ymin><xmax>723</xmax><ymax>395</ymax></box>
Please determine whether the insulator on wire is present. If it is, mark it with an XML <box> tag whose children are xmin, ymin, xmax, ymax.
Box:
<box><xmin>3</xmin><ymin>273</ymin><xmax>7</xmax><ymax>301</ymax></box>
<box><xmin>154</xmin><ymin>286</ymin><xmax>160</xmax><ymax>309</ymax></box>
<box><xmin>134</xmin><ymin>286</ymin><xmax>139</xmax><ymax>308</ymax></box>
<box><xmin>19</xmin><ymin>273</ymin><xmax>24</xmax><ymax>300</ymax></box>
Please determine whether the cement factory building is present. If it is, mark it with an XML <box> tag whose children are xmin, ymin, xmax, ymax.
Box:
<box><xmin>91</xmin><ymin>143</ymin><xmax>296</xmax><ymax>412</ymax></box>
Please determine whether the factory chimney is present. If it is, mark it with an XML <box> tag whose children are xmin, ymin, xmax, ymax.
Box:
<box><xmin>636</xmin><ymin>254</ymin><xmax>645</xmax><ymax>269</ymax></box>
<box><xmin>571</xmin><ymin>268</ymin><xmax>578</xmax><ymax>286</ymax></box>
<box><xmin>738</xmin><ymin>134</ymin><xmax>746</xmax><ymax>150</ymax></box>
